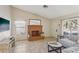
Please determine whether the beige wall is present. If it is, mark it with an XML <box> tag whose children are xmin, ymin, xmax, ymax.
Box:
<box><xmin>10</xmin><ymin>7</ymin><xmax>51</xmax><ymax>41</ymax></box>
<box><xmin>0</xmin><ymin>5</ymin><xmax>11</xmax><ymax>20</ymax></box>
<box><xmin>50</xmin><ymin>19</ymin><xmax>61</xmax><ymax>38</ymax></box>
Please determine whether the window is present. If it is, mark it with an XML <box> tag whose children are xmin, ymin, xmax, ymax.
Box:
<box><xmin>29</xmin><ymin>19</ymin><xmax>41</xmax><ymax>25</ymax></box>
<box><xmin>62</xmin><ymin>18</ymin><xmax>78</xmax><ymax>32</ymax></box>
<box><xmin>14</xmin><ymin>21</ymin><xmax>26</xmax><ymax>35</ymax></box>
<box><xmin>62</xmin><ymin>18</ymin><xmax>79</xmax><ymax>39</ymax></box>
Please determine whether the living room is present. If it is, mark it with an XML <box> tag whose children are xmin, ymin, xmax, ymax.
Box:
<box><xmin>1</xmin><ymin>5</ymin><xmax>79</xmax><ymax>53</ymax></box>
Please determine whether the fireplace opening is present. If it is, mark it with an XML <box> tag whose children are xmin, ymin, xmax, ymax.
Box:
<box><xmin>32</xmin><ymin>31</ymin><xmax>40</xmax><ymax>36</ymax></box>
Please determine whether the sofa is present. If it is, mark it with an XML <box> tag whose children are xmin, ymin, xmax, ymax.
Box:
<box><xmin>62</xmin><ymin>44</ymin><xmax>79</xmax><ymax>53</ymax></box>
<box><xmin>59</xmin><ymin>38</ymin><xmax>77</xmax><ymax>48</ymax></box>
<box><xmin>58</xmin><ymin>33</ymin><xmax>79</xmax><ymax>53</ymax></box>
<box><xmin>59</xmin><ymin>31</ymin><xmax>79</xmax><ymax>48</ymax></box>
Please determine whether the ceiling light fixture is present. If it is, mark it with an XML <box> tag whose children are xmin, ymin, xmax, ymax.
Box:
<box><xmin>43</xmin><ymin>5</ymin><xmax>48</xmax><ymax>8</ymax></box>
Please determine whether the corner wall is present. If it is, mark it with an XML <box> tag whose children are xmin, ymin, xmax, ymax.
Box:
<box><xmin>0</xmin><ymin>5</ymin><xmax>11</xmax><ymax>20</ymax></box>
<box><xmin>11</xmin><ymin>7</ymin><xmax>51</xmax><ymax>41</ymax></box>
<box><xmin>50</xmin><ymin>19</ymin><xmax>62</xmax><ymax>38</ymax></box>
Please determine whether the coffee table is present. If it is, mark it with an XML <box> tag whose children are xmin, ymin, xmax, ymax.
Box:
<box><xmin>48</xmin><ymin>42</ymin><xmax>62</xmax><ymax>53</ymax></box>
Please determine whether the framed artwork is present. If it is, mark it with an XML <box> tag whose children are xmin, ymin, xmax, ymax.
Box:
<box><xmin>0</xmin><ymin>17</ymin><xmax>10</xmax><ymax>32</ymax></box>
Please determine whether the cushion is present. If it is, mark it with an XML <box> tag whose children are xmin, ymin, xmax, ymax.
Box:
<box><xmin>59</xmin><ymin>38</ymin><xmax>76</xmax><ymax>48</ymax></box>
<box><xmin>62</xmin><ymin>44</ymin><xmax>79</xmax><ymax>53</ymax></box>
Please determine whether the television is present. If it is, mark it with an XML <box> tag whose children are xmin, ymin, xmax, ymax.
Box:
<box><xmin>0</xmin><ymin>17</ymin><xmax>10</xmax><ymax>32</ymax></box>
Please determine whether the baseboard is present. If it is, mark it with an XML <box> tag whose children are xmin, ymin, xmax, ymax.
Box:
<box><xmin>15</xmin><ymin>39</ymin><xmax>27</xmax><ymax>42</ymax></box>
<box><xmin>44</xmin><ymin>36</ymin><xmax>56</xmax><ymax>39</ymax></box>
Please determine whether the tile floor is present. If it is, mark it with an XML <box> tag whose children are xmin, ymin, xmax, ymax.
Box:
<box><xmin>9</xmin><ymin>37</ymin><xmax>56</xmax><ymax>53</ymax></box>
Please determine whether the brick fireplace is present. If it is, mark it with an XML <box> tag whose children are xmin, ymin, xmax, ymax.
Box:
<box><xmin>28</xmin><ymin>25</ymin><xmax>43</xmax><ymax>41</ymax></box>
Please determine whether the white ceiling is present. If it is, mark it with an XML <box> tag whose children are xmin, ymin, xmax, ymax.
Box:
<box><xmin>12</xmin><ymin>5</ymin><xmax>79</xmax><ymax>19</ymax></box>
